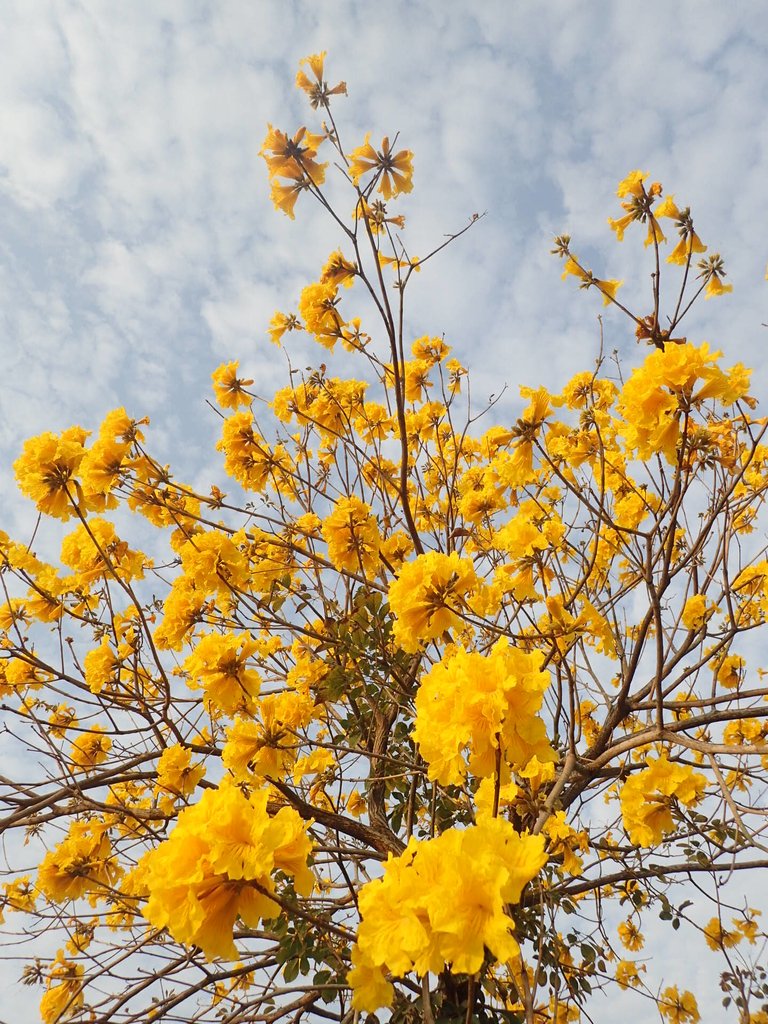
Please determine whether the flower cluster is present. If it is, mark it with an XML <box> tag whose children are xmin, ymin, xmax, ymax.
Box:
<box><xmin>616</xmin><ymin>342</ymin><xmax>751</xmax><ymax>462</ymax></box>
<box><xmin>412</xmin><ymin>638</ymin><xmax>555</xmax><ymax>785</ymax></box>
<box><xmin>620</xmin><ymin>754</ymin><xmax>708</xmax><ymax>847</ymax></box>
<box><xmin>348</xmin><ymin>818</ymin><xmax>547</xmax><ymax>1011</ymax></box>
<box><xmin>137</xmin><ymin>783</ymin><xmax>313</xmax><ymax>960</ymax></box>
<box><xmin>388</xmin><ymin>550</ymin><xmax>483</xmax><ymax>652</ymax></box>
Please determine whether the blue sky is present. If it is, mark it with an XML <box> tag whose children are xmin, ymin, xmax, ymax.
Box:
<box><xmin>1</xmin><ymin>2</ymin><xmax>767</xmax><ymax>1020</ymax></box>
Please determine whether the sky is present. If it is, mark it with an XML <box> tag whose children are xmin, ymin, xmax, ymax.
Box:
<box><xmin>1</xmin><ymin>1</ymin><xmax>768</xmax><ymax>1021</ymax></box>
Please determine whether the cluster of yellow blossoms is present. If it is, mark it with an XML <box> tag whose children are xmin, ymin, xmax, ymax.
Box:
<box><xmin>412</xmin><ymin>638</ymin><xmax>554</xmax><ymax>785</ymax></box>
<box><xmin>620</xmin><ymin>755</ymin><xmax>707</xmax><ymax>847</ymax></box>
<box><xmin>388</xmin><ymin>550</ymin><xmax>482</xmax><ymax>652</ymax></box>
<box><xmin>617</xmin><ymin>342</ymin><xmax>751</xmax><ymax>462</ymax></box>
<box><xmin>349</xmin><ymin>818</ymin><xmax>548</xmax><ymax>1011</ymax></box>
<box><xmin>137</xmin><ymin>783</ymin><xmax>313</xmax><ymax>960</ymax></box>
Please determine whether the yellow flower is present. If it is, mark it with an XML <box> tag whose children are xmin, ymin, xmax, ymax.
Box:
<box><xmin>295</xmin><ymin>51</ymin><xmax>347</xmax><ymax>109</ymax></box>
<box><xmin>298</xmin><ymin>280</ymin><xmax>343</xmax><ymax>349</ymax></box>
<box><xmin>83</xmin><ymin>639</ymin><xmax>119</xmax><ymax>694</ymax></box>
<box><xmin>2</xmin><ymin>876</ymin><xmax>36</xmax><ymax>914</ymax></box>
<box><xmin>348</xmin><ymin>134</ymin><xmax>414</xmax><ymax>199</ymax></box>
<box><xmin>735</xmin><ymin>910</ymin><xmax>761</xmax><ymax>943</ymax></box>
<box><xmin>345</xmin><ymin>790</ymin><xmax>367</xmax><ymax>818</ymax></box>
<box><xmin>681</xmin><ymin>593</ymin><xmax>717</xmax><ymax>631</ymax></box>
<box><xmin>643</xmin><ymin>215</ymin><xmax>666</xmax><ymax>248</ymax></box>
<box><xmin>445</xmin><ymin>357</ymin><xmax>467</xmax><ymax>394</ymax></box>
<box><xmin>268</xmin><ymin>310</ymin><xmax>301</xmax><ymax>345</ymax></box>
<box><xmin>659</xmin><ymin>986</ymin><xmax>700</xmax><ymax>1024</ymax></box>
<box><xmin>616</xmin><ymin>170</ymin><xmax>648</xmax><ymax>198</ymax></box>
<box><xmin>620</xmin><ymin>754</ymin><xmax>707</xmax><ymax>846</ymax></box>
<box><xmin>139</xmin><ymin>783</ymin><xmax>313</xmax><ymax>961</ymax></box>
<box><xmin>411</xmin><ymin>335</ymin><xmax>451</xmax><ymax>363</ymax></box>
<box><xmin>217</xmin><ymin>411</ymin><xmax>294</xmax><ymax>494</ymax></box>
<box><xmin>667</xmin><ymin>232</ymin><xmax>707</xmax><ymax>265</ymax></box>
<box><xmin>378</xmin><ymin>252</ymin><xmax>421</xmax><ymax>274</ymax></box>
<box><xmin>353</xmin><ymin>197</ymin><xmax>405</xmax><ymax>234</ymax></box>
<box><xmin>349</xmin><ymin>819</ymin><xmax>547</xmax><ymax>1010</ymax></box>
<box><xmin>595</xmin><ymin>277</ymin><xmax>623</xmax><ymax>305</ymax></box>
<box><xmin>177</xmin><ymin>528</ymin><xmax>250</xmax><ymax>601</ymax></box>
<box><xmin>292</xmin><ymin>748</ymin><xmax>335</xmax><ymax>783</ymax></box>
<box><xmin>388</xmin><ymin>551</ymin><xmax>479</xmax><ymax>653</ymax></box>
<box><xmin>153</xmin><ymin>576</ymin><xmax>205</xmax><ymax>651</ymax></box>
<box><xmin>724</xmin><ymin>717</ymin><xmax>763</xmax><ymax>745</ymax></box>
<box><xmin>322</xmin><ymin>495</ymin><xmax>381</xmax><ymax>576</ymax></box>
<box><xmin>348</xmin><ymin>948</ymin><xmax>394</xmax><ymax>1013</ymax></box>
<box><xmin>617</xmin><ymin>920</ymin><xmax>644</xmax><ymax>951</ymax></box>
<box><xmin>269</xmin><ymin>173</ymin><xmax>308</xmax><ymax>218</ymax></box>
<box><xmin>616</xmin><ymin>342</ymin><xmax>749</xmax><ymax>463</ymax></box>
<box><xmin>60</xmin><ymin>517</ymin><xmax>146</xmax><ymax>583</ymax></box>
<box><xmin>320</xmin><ymin>249</ymin><xmax>357</xmax><ymax>288</ymax></box>
<box><xmin>37</xmin><ymin>820</ymin><xmax>119</xmax><ymax>903</ymax></box>
<box><xmin>260</xmin><ymin>124</ymin><xmax>327</xmax><ymax>185</ymax></box>
<box><xmin>222</xmin><ymin>690</ymin><xmax>317</xmax><ymax>782</ymax></box>
<box><xmin>518</xmin><ymin>754</ymin><xmax>557</xmax><ymax>794</ymax></box>
<box><xmin>615</xmin><ymin>959</ymin><xmax>645</xmax><ymax>989</ymax></box>
<box><xmin>654</xmin><ymin>194</ymin><xmax>681</xmax><ymax>220</ymax></box>
<box><xmin>184</xmin><ymin>632</ymin><xmax>262</xmax><ymax>716</ymax></box>
<box><xmin>608</xmin><ymin>212</ymin><xmax>634</xmax><ymax>241</ymax></box>
<box><xmin>542</xmin><ymin>810</ymin><xmax>589</xmax><ymax>876</ymax></box>
<box><xmin>412</xmin><ymin>638</ymin><xmax>554</xmax><ymax>785</ymax></box>
<box><xmin>79</xmin><ymin>433</ymin><xmax>131</xmax><ymax>506</ymax></box>
<box><xmin>561</xmin><ymin>257</ymin><xmax>589</xmax><ymax>281</ymax></box>
<box><xmin>154</xmin><ymin>744</ymin><xmax>206</xmax><ymax>809</ymax></box>
<box><xmin>211</xmin><ymin>361</ymin><xmax>254</xmax><ymax>410</ymax></box>
<box><xmin>716</xmin><ymin>653</ymin><xmax>745</xmax><ymax>689</ymax></box>
<box><xmin>69</xmin><ymin>726</ymin><xmax>112</xmax><ymax>772</ymax></box>
<box><xmin>704</xmin><ymin>271</ymin><xmax>733</xmax><ymax>298</ymax></box>
<box><xmin>698</xmin><ymin>254</ymin><xmax>733</xmax><ymax>299</ymax></box>
<box><xmin>14</xmin><ymin>427</ymin><xmax>90</xmax><ymax>521</ymax></box>
<box><xmin>39</xmin><ymin>952</ymin><xmax>84</xmax><ymax>1024</ymax></box>
<box><xmin>703</xmin><ymin>916</ymin><xmax>741</xmax><ymax>951</ymax></box>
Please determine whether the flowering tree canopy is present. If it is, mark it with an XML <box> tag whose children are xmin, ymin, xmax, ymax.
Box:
<box><xmin>2</xmin><ymin>52</ymin><xmax>768</xmax><ymax>1024</ymax></box>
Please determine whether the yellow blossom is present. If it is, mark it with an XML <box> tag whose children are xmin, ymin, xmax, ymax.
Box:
<box><xmin>616</xmin><ymin>170</ymin><xmax>648</xmax><ymax>198</ymax></box>
<box><xmin>320</xmin><ymin>249</ymin><xmax>357</xmax><ymax>288</ymax></box>
<box><xmin>212</xmin><ymin>361</ymin><xmax>254</xmax><ymax>410</ymax></box>
<box><xmin>348</xmin><ymin>134</ymin><xmax>414</xmax><ymax>199</ymax></box>
<box><xmin>349</xmin><ymin>818</ymin><xmax>547</xmax><ymax>1010</ymax></box>
<box><xmin>716</xmin><ymin>653</ymin><xmax>745</xmax><ymax>689</ymax></box>
<box><xmin>14</xmin><ymin>428</ymin><xmax>90</xmax><ymax>521</ymax></box>
<box><xmin>69</xmin><ymin>726</ymin><xmax>112</xmax><ymax>772</ymax></box>
<box><xmin>620</xmin><ymin>754</ymin><xmax>707</xmax><ymax>846</ymax></box>
<box><xmin>295</xmin><ymin>51</ymin><xmax>347</xmax><ymax>109</ymax></box>
<box><xmin>412</xmin><ymin>638</ymin><xmax>554</xmax><ymax>785</ymax></box>
<box><xmin>260</xmin><ymin>124</ymin><xmax>327</xmax><ymax>186</ymax></box>
<box><xmin>83</xmin><ymin>639</ymin><xmax>119</xmax><ymax>694</ymax></box>
<box><xmin>154</xmin><ymin>744</ymin><xmax>206</xmax><ymax>809</ymax></box>
<box><xmin>388</xmin><ymin>551</ymin><xmax>480</xmax><ymax>653</ymax></box>
<box><xmin>60</xmin><ymin>517</ymin><xmax>146</xmax><ymax>583</ymax></box>
<box><xmin>617</xmin><ymin>920</ymin><xmax>644</xmax><ymax>951</ymax></box>
<box><xmin>681</xmin><ymin>593</ymin><xmax>717</xmax><ymax>631</ymax></box>
<box><xmin>37</xmin><ymin>820</ymin><xmax>119</xmax><ymax>903</ymax></box>
<box><xmin>184</xmin><ymin>632</ymin><xmax>262</xmax><ymax>716</ymax></box>
<box><xmin>660</xmin><ymin>986</ymin><xmax>700</xmax><ymax>1024</ymax></box>
<box><xmin>139</xmin><ymin>783</ymin><xmax>313</xmax><ymax>961</ymax></box>
<box><xmin>39</xmin><ymin>952</ymin><xmax>84</xmax><ymax>1024</ymax></box>
<box><xmin>703</xmin><ymin>916</ymin><xmax>741</xmax><ymax>951</ymax></box>
<box><xmin>322</xmin><ymin>495</ymin><xmax>381</xmax><ymax>575</ymax></box>
<box><xmin>615</xmin><ymin>958</ymin><xmax>645</xmax><ymax>989</ymax></box>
